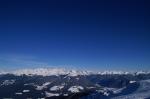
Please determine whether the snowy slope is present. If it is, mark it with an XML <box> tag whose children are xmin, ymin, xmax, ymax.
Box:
<box><xmin>111</xmin><ymin>79</ymin><xmax>150</xmax><ymax>99</ymax></box>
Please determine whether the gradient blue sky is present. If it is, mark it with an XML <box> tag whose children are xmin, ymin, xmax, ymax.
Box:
<box><xmin>0</xmin><ymin>0</ymin><xmax>150</xmax><ymax>71</ymax></box>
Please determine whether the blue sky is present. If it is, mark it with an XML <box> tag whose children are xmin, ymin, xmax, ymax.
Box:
<box><xmin>0</xmin><ymin>0</ymin><xmax>150</xmax><ymax>71</ymax></box>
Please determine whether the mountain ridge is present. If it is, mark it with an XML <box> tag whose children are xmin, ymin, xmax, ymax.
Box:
<box><xmin>0</xmin><ymin>68</ymin><xmax>150</xmax><ymax>76</ymax></box>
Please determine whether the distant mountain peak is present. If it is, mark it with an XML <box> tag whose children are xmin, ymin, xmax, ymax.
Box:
<box><xmin>6</xmin><ymin>68</ymin><xmax>91</xmax><ymax>76</ymax></box>
<box><xmin>0</xmin><ymin>68</ymin><xmax>150</xmax><ymax>76</ymax></box>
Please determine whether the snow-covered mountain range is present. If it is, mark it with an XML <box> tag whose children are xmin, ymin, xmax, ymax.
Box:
<box><xmin>0</xmin><ymin>68</ymin><xmax>91</xmax><ymax>76</ymax></box>
<box><xmin>0</xmin><ymin>68</ymin><xmax>150</xmax><ymax>99</ymax></box>
<box><xmin>0</xmin><ymin>68</ymin><xmax>150</xmax><ymax>76</ymax></box>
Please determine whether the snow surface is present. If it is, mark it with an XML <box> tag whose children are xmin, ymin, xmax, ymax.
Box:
<box><xmin>63</xmin><ymin>94</ymin><xmax>68</xmax><ymax>96</ymax></box>
<box><xmin>129</xmin><ymin>81</ymin><xmax>136</xmax><ymax>84</ymax></box>
<box><xmin>23</xmin><ymin>90</ymin><xmax>30</xmax><ymax>93</ymax></box>
<box><xmin>35</xmin><ymin>82</ymin><xmax>51</xmax><ymax>90</ymax></box>
<box><xmin>15</xmin><ymin>92</ymin><xmax>23</xmax><ymax>95</ymax></box>
<box><xmin>50</xmin><ymin>85</ymin><xmax>64</xmax><ymax>91</ymax></box>
<box><xmin>68</xmin><ymin>86</ymin><xmax>84</xmax><ymax>93</ymax></box>
<box><xmin>112</xmin><ymin>87</ymin><xmax>126</xmax><ymax>94</ymax></box>
<box><xmin>45</xmin><ymin>91</ymin><xmax>60</xmax><ymax>97</ymax></box>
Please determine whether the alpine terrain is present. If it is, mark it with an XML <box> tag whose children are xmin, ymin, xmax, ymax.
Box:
<box><xmin>0</xmin><ymin>68</ymin><xmax>150</xmax><ymax>99</ymax></box>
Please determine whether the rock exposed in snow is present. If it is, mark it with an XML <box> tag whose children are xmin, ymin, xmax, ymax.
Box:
<box><xmin>104</xmin><ymin>92</ymin><xmax>109</xmax><ymax>96</ymax></box>
<box><xmin>1</xmin><ymin>80</ymin><xmax>15</xmax><ymax>86</ymax></box>
<box><xmin>112</xmin><ymin>79</ymin><xmax>150</xmax><ymax>99</ymax></box>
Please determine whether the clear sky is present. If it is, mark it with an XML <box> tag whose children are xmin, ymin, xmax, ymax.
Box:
<box><xmin>0</xmin><ymin>0</ymin><xmax>150</xmax><ymax>71</ymax></box>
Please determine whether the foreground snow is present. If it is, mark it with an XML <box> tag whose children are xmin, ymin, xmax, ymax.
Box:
<box><xmin>112</xmin><ymin>80</ymin><xmax>150</xmax><ymax>99</ymax></box>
